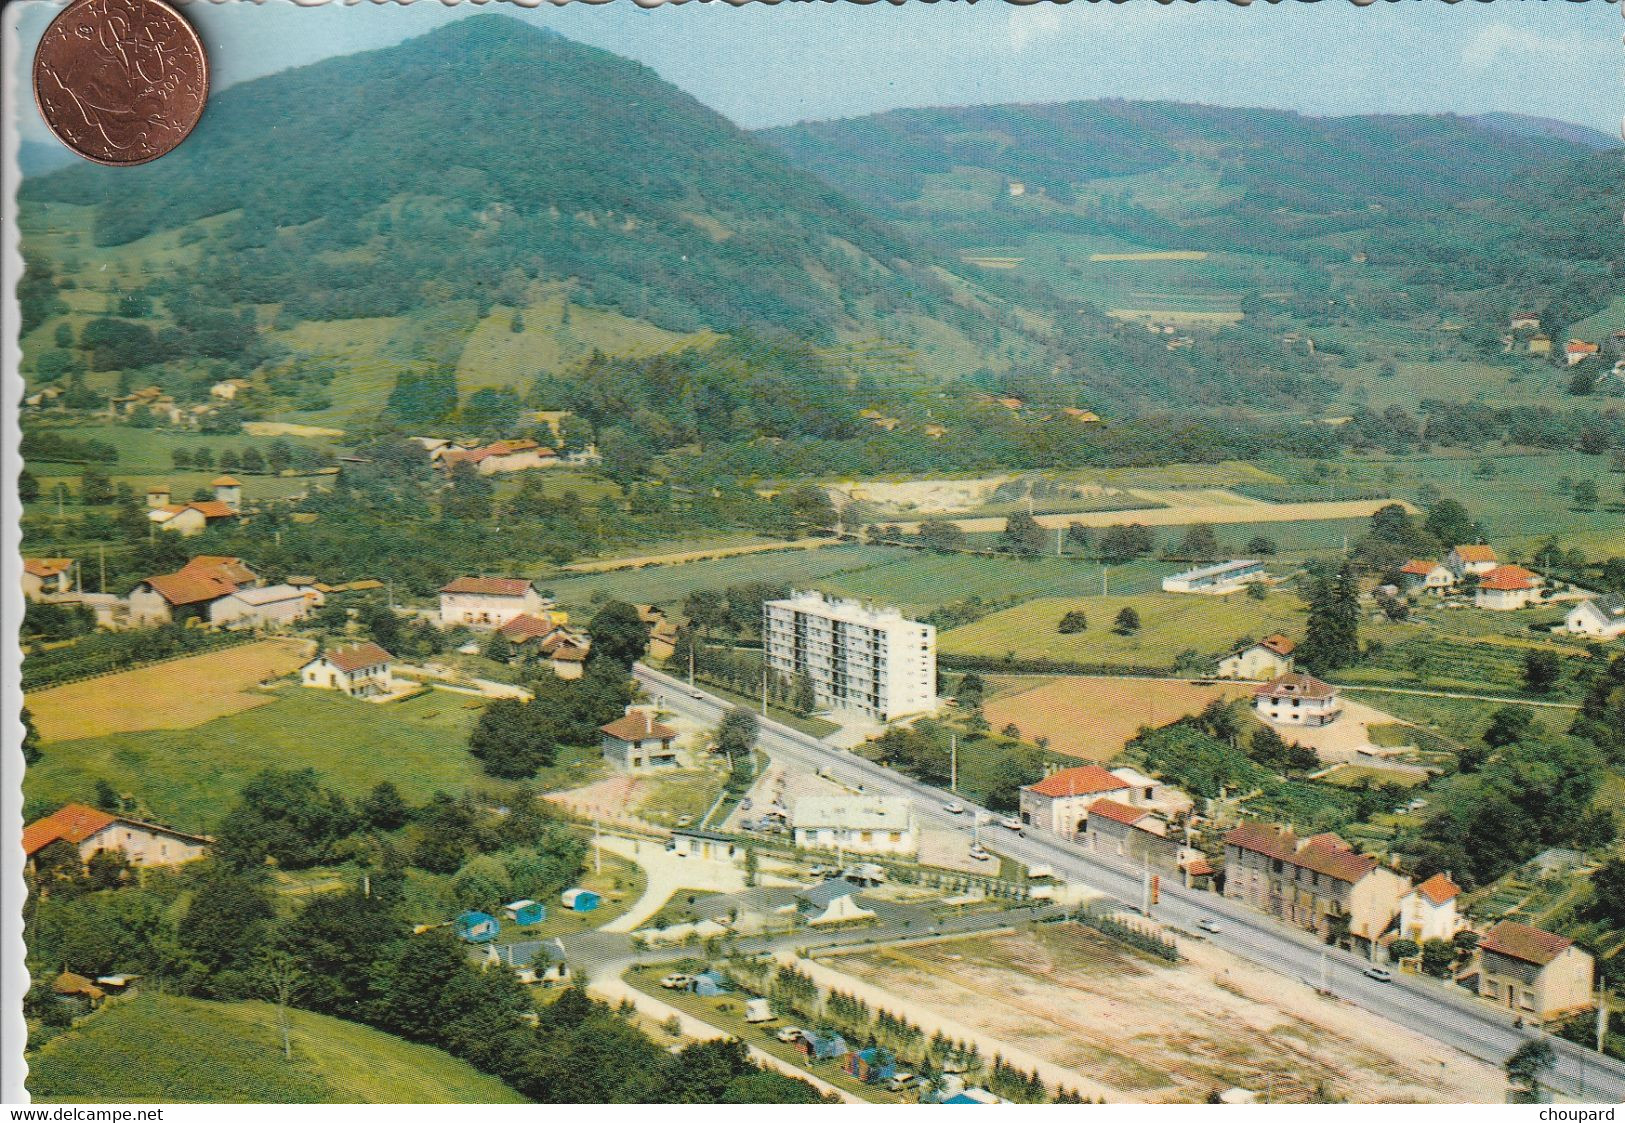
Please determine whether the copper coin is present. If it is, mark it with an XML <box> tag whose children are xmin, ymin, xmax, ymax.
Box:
<box><xmin>32</xmin><ymin>0</ymin><xmax>208</xmax><ymax>167</ymax></box>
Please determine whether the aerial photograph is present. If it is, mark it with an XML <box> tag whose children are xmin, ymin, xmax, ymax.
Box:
<box><xmin>7</xmin><ymin>0</ymin><xmax>1625</xmax><ymax>1107</ymax></box>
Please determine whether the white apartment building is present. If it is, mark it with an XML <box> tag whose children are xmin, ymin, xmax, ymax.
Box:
<box><xmin>762</xmin><ymin>590</ymin><xmax>936</xmax><ymax>721</ymax></box>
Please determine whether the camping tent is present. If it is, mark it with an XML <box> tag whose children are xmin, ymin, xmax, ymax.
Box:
<box><xmin>456</xmin><ymin>910</ymin><xmax>500</xmax><ymax>943</ymax></box>
<box><xmin>689</xmin><ymin>969</ymin><xmax>730</xmax><ymax>996</ymax></box>
<box><xmin>503</xmin><ymin>899</ymin><xmax>546</xmax><ymax>926</ymax></box>
<box><xmin>560</xmin><ymin>888</ymin><xmax>601</xmax><ymax>912</ymax></box>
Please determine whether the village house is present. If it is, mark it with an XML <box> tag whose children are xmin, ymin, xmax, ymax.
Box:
<box><xmin>438</xmin><ymin>576</ymin><xmax>550</xmax><ymax>629</ymax></box>
<box><xmin>600</xmin><ymin>707</ymin><xmax>679</xmax><ymax>772</ymax></box>
<box><xmin>1253</xmin><ymin>673</ymin><xmax>1342</xmax><ymax>728</ymax></box>
<box><xmin>1222</xmin><ymin>823</ymin><xmax>1410</xmax><ymax>951</ymax></box>
<box><xmin>23</xmin><ymin>802</ymin><xmax>210</xmax><ymax>870</ymax></box>
<box><xmin>127</xmin><ymin>555</ymin><xmax>259</xmax><ymax>626</ymax></box>
<box><xmin>1475</xmin><ymin>920</ymin><xmax>1595</xmax><ymax>1020</ymax></box>
<box><xmin>791</xmin><ymin>795</ymin><xmax>919</xmax><ymax>856</ymax></box>
<box><xmin>547</xmin><ymin>635</ymin><xmax>590</xmax><ymax>680</ymax></box>
<box><xmin>1019</xmin><ymin>764</ymin><xmax>1132</xmax><ymax>836</ymax></box>
<box><xmin>300</xmin><ymin>642</ymin><xmax>395</xmax><ymax>698</ymax></box>
<box><xmin>1474</xmin><ymin>565</ymin><xmax>1544</xmax><ymax>611</ymax></box>
<box><xmin>147</xmin><ymin>499</ymin><xmax>238</xmax><ymax>536</ymax></box>
<box><xmin>1216</xmin><ymin>634</ymin><xmax>1296</xmax><ymax>680</ymax></box>
<box><xmin>1565</xmin><ymin>594</ymin><xmax>1625</xmax><ymax>639</ymax></box>
<box><xmin>439</xmin><ymin>438</ymin><xmax>558</xmax><ymax>475</ymax></box>
<box><xmin>1447</xmin><ymin>544</ymin><xmax>1499</xmax><ymax>579</ymax></box>
<box><xmin>1082</xmin><ymin>799</ymin><xmax>1182</xmax><ymax>867</ymax></box>
<box><xmin>497</xmin><ymin>611</ymin><xmax>563</xmax><ymax>649</ymax></box>
<box><xmin>1395</xmin><ymin>872</ymin><xmax>1462</xmax><ymax>945</ymax></box>
<box><xmin>209</xmin><ymin>378</ymin><xmax>252</xmax><ymax>401</ymax></box>
<box><xmin>22</xmin><ymin>557</ymin><xmax>75</xmax><ymax>600</ymax></box>
<box><xmin>1566</xmin><ymin>340</ymin><xmax>1601</xmax><ymax>366</ymax></box>
<box><xmin>210</xmin><ymin>583</ymin><xmax>312</xmax><ymax>630</ymax></box>
<box><xmin>211</xmin><ymin>476</ymin><xmax>242</xmax><ymax>512</ymax></box>
<box><xmin>1398</xmin><ymin>559</ymin><xmax>1456</xmax><ymax>597</ymax></box>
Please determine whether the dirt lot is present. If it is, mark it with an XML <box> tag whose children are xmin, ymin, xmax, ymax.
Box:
<box><xmin>1268</xmin><ymin>697</ymin><xmax>1412</xmax><ymax>763</ymax></box>
<box><xmin>28</xmin><ymin>638</ymin><xmax>312</xmax><ymax>742</ymax></box>
<box><xmin>985</xmin><ymin>676</ymin><xmax>1250</xmax><ymax>760</ymax></box>
<box><xmin>827</xmin><ymin>927</ymin><xmax>1501</xmax><ymax>1103</ymax></box>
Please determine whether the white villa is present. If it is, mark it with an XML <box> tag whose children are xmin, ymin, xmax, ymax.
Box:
<box><xmin>301</xmin><ymin>642</ymin><xmax>395</xmax><ymax>698</ymax></box>
<box><xmin>1253</xmin><ymin>673</ymin><xmax>1341</xmax><ymax>727</ymax></box>
<box><xmin>1474</xmin><ymin>565</ymin><xmax>1544</xmax><ymax>611</ymax></box>
<box><xmin>1447</xmin><ymin>544</ymin><xmax>1499</xmax><ymax>579</ymax></box>
<box><xmin>1566</xmin><ymin>594</ymin><xmax>1625</xmax><ymax>639</ymax></box>
<box><xmin>600</xmin><ymin>708</ymin><xmax>679</xmax><ymax>772</ymax></box>
<box><xmin>439</xmin><ymin>576</ymin><xmax>550</xmax><ymax>629</ymax></box>
<box><xmin>1398</xmin><ymin>559</ymin><xmax>1455</xmax><ymax>596</ymax></box>
<box><xmin>1395</xmin><ymin>872</ymin><xmax>1462</xmax><ymax>945</ymax></box>
<box><xmin>1216</xmin><ymin>634</ymin><xmax>1296</xmax><ymax>680</ymax></box>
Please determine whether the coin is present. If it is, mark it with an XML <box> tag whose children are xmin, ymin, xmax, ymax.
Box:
<box><xmin>33</xmin><ymin>0</ymin><xmax>208</xmax><ymax>167</ymax></box>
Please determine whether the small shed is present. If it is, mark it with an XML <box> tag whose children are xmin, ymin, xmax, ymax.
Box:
<box><xmin>503</xmin><ymin>899</ymin><xmax>546</xmax><ymax>926</ymax></box>
<box><xmin>560</xmin><ymin>887</ymin><xmax>601</xmax><ymax>912</ymax></box>
<box><xmin>798</xmin><ymin>1030</ymin><xmax>849</xmax><ymax>1063</ymax></box>
<box><xmin>456</xmin><ymin>910</ymin><xmax>500</xmax><ymax>944</ymax></box>
<box><xmin>689</xmin><ymin>968</ymin><xmax>730</xmax><ymax>996</ymax></box>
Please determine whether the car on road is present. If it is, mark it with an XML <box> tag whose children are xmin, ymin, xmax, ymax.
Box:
<box><xmin>943</xmin><ymin>801</ymin><xmax>965</xmax><ymax>815</ymax></box>
<box><xmin>1363</xmin><ymin>966</ymin><xmax>1394</xmax><ymax>983</ymax></box>
<box><xmin>688</xmin><ymin>687</ymin><xmax>706</xmax><ymax>698</ymax></box>
<box><xmin>775</xmin><ymin>1026</ymin><xmax>807</xmax><ymax>1044</ymax></box>
<box><xmin>999</xmin><ymin>816</ymin><xmax>1023</xmax><ymax>831</ymax></box>
<box><xmin>969</xmin><ymin>845</ymin><xmax>992</xmax><ymax>862</ymax></box>
<box><xmin>808</xmin><ymin>864</ymin><xmax>830</xmax><ymax>878</ymax></box>
<box><xmin>1196</xmin><ymin>918</ymin><xmax>1221</xmax><ymax>934</ymax></box>
<box><xmin>740</xmin><ymin>798</ymin><xmax>753</xmax><ymax>811</ymax></box>
<box><xmin>660</xmin><ymin>973</ymin><xmax>692</xmax><ymax>989</ymax></box>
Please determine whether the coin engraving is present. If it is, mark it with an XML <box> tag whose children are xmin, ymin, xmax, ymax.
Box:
<box><xmin>33</xmin><ymin>0</ymin><xmax>208</xmax><ymax>166</ymax></box>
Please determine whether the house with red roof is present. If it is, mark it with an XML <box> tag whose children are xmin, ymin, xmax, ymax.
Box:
<box><xmin>1216</xmin><ymin>633</ymin><xmax>1296</xmax><ymax>680</ymax></box>
<box><xmin>439</xmin><ymin>438</ymin><xmax>558</xmax><ymax>476</ymax></box>
<box><xmin>1397</xmin><ymin>559</ymin><xmax>1455</xmax><ymax>597</ymax></box>
<box><xmin>1476</xmin><ymin>920</ymin><xmax>1594</xmax><ymax>1020</ymax></box>
<box><xmin>1222</xmin><ymin>823</ymin><xmax>1410</xmax><ymax>951</ymax></box>
<box><xmin>1566</xmin><ymin>339</ymin><xmax>1601</xmax><ymax>367</ymax></box>
<box><xmin>1447</xmin><ymin>544</ymin><xmax>1499</xmax><ymax>579</ymax></box>
<box><xmin>1396</xmin><ymin>872</ymin><xmax>1462</xmax><ymax>944</ymax></box>
<box><xmin>439</xmin><ymin>576</ymin><xmax>550</xmax><ymax>629</ymax></box>
<box><xmin>600</xmin><ymin>707</ymin><xmax>679</xmax><ymax>772</ymax></box>
<box><xmin>1253</xmin><ymin>672</ymin><xmax>1341</xmax><ymax>728</ymax></box>
<box><xmin>23</xmin><ymin>802</ymin><xmax>210</xmax><ymax>870</ymax></box>
<box><xmin>22</xmin><ymin>557</ymin><xmax>76</xmax><ymax>601</ymax></box>
<box><xmin>127</xmin><ymin>556</ymin><xmax>261</xmax><ymax>626</ymax></box>
<box><xmin>301</xmin><ymin>642</ymin><xmax>395</xmax><ymax>698</ymax></box>
<box><xmin>1473</xmin><ymin>565</ymin><xmax>1544</xmax><ymax>611</ymax></box>
<box><xmin>1018</xmin><ymin>765</ymin><xmax>1131</xmax><ymax>837</ymax></box>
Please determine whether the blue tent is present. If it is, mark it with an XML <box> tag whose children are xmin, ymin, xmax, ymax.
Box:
<box><xmin>688</xmin><ymin>969</ymin><xmax>730</xmax><ymax>996</ymax></box>
<box><xmin>503</xmin><ymin>900</ymin><xmax>546</xmax><ymax>926</ymax></box>
<box><xmin>560</xmin><ymin>888</ymin><xmax>601</xmax><ymax>912</ymax></box>
<box><xmin>456</xmin><ymin>910</ymin><xmax>500</xmax><ymax>943</ymax></box>
<box><xmin>801</xmin><ymin>1031</ymin><xmax>849</xmax><ymax>1062</ymax></box>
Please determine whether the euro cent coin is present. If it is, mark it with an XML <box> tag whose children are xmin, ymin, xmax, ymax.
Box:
<box><xmin>33</xmin><ymin>0</ymin><xmax>208</xmax><ymax>167</ymax></box>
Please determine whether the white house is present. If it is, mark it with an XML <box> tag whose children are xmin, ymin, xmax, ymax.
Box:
<box><xmin>23</xmin><ymin>803</ymin><xmax>209</xmax><ymax>870</ymax></box>
<box><xmin>1447</xmin><ymin>544</ymin><xmax>1499</xmax><ymax>579</ymax></box>
<box><xmin>147</xmin><ymin>500</ymin><xmax>238</xmax><ymax>536</ymax></box>
<box><xmin>1474</xmin><ymin>565</ymin><xmax>1543</xmax><ymax>611</ymax></box>
<box><xmin>600</xmin><ymin>708</ymin><xmax>679</xmax><ymax>772</ymax></box>
<box><xmin>1565</xmin><ymin>594</ymin><xmax>1625</xmax><ymax>639</ymax></box>
<box><xmin>439</xmin><ymin>576</ymin><xmax>549</xmax><ymax>629</ymax></box>
<box><xmin>1396</xmin><ymin>872</ymin><xmax>1462</xmax><ymax>945</ymax></box>
<box><xmin>1253</xmin><ymin>673</ymin><xmax>1341</xmax><ymax>728</ymax></box>
<box><xmin>301</xmin><ymin>642</ymin><xmax>395</xmax><ymax>698</ymax></box>
<box><xmin>791</xmin><ymin>795</ymin><xmax>918</xmax><ymax>856</ymax></box>
<box><xmin>1216</xmin><ymin>634</ymin><xmax>1295</xmax><ymax>680</ymax></box>
<box><xmin>1161</xmin><ymin>559</ymin><xmax>1265</xmax><ymax>594</ymax></box>
<box><xmin>1398</xmin><ymin>559</ymin><xmax>1455</xmax><ymax>597</ymax></box>
<box><xmin>22</xmin><ymin>557</ymin><xmax>75</xmax><ymax>600</ymax></box>
<box><xmin>210</xmin><ymin>584</ymin><xmax>311</xmax><ymax>630</ymax></box>
<box><xmin>210</xmin><ymin>378</ymin><xmax>252</xmax><ymax>401</ymax></box>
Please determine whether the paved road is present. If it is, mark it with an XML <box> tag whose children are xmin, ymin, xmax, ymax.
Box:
<box><xmin>636</xmin><ymin>664</ymin><xmax>1625</xmax><ymax>1103</ymax></box>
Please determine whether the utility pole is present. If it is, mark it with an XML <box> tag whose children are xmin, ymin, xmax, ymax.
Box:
<box><xmin>1598</xmin><ymin>986</ymin><xmax>1610</xmax><ymax>1055</ymax></box>
<box><xmin>593</xmin><ymin>816</ymin><xmax>602</xmax><ymax>875</ymax></box>
<box><xmin>688</xmin><ymin>643</ymin><xmax>696</xmax><ymax>684</ymax></box>
<box><xmin>760</xmin><ymin>670</ymin><xmax>768</xmax><ymax>717</ymax></box>
<box><xmin>1140</xmin><ymin>856</ymin><xmax>1151</xmax><ymax>917</ymax></box>
<box><xmin>98</xmin><ymin>544</ymin><xmax>106</xmax><ymax>595</ymax></box>
<box><xmin>1102</xmin><ymin>566</ymin><xmax>1109</xmax><ymax>597</ymax></box>
<box><xmin>1056</xmin><ymin>526</ymin><xmax>1063</xmax><ymax>557</ymax></box>
<box><xmin>949</xmin><ymin>733</ymin><xmax>958</xmax><ymax>793</ymax></box>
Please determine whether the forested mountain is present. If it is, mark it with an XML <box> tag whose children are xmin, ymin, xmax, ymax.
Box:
<box><xmin>1471</xmin><ymin>112</ymin><xmax>1621</xmax><ymax>150</ymax></box>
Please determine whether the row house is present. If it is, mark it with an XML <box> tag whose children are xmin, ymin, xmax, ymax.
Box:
<box><xmin>1222</xmin><ymin>823</ymin><xmax>1410</xmax><ymax>952</ymax></box>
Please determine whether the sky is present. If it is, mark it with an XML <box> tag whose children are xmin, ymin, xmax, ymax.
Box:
<box><xmin>9</xmin><ymin>0</ymin><xmax>1621</xmax><ymax>148</ymax></box>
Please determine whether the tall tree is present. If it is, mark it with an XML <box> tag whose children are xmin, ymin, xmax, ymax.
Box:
<box><xmin>1298</xmin><ymin>562</ymin><xmax>1360</xmax><ymax>673</ymax></box>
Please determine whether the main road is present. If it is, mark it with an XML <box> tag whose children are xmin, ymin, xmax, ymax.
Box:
<box><xmin>635</xmin><ymin>663</ymin><xmax>1625</xmax><ymax>1102</ymax></box>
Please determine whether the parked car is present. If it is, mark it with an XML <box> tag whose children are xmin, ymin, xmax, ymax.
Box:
<box><xmin>885</xmin><ymin>1073</ymin><xmax>919</xmax><ymax>1092</ymax></box>
<box><xmin>675</xmin><ymin>815</ymin><xmax>694</xmax><ymax>827</ymax></box>
<box><xmin>969</xmin><ymin>845</ymin><xmax>992</xmax><ymax>862</ymax></box>
<box><xmin>944</xmin><ymin>801</ymin><xmax>965</xmax><ymax>815</ymax></box>
<box><xmin>808</xmin><ymin>864</ymin><xmax>830</xmax><ymax>878</ymax></box>
<box><xmin>659</xmin><ymin>973</ymin><xmax>692</xmax><ymax>989</ymax></box>
<box><xmin>688</xmin><ymin>687</ymin><xmax>705</xmax><ymax>698</ymax></box>
<box><xmin>1364</xmin><ymin>966</ymin><xmax>1394</xmax><ymax>983</ymax></box>
<box><xmin>1196</xmin><ymin>918</ymin><xmax>1221</xmax><ymax>934</ymax></box>
<box><xmin>999</xmin><ymin>817</ymin><xmax>1023</xmax><ymax>831</ymax></box>
<box><xmin>775</xmin><ymin>1026</ymin><xmax>807</xmax><ymax>1044</ymax></box>
<box><xmin>740</xmin><ymin>798</ymin><xmax>753</xmax><ymax>811</ymax></box>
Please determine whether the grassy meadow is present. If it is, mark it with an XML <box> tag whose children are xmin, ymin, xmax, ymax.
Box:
<box><xmin>28</xmin><ymin>994</ymin><xmax>528</xmax><ymax>1103</ymax></box>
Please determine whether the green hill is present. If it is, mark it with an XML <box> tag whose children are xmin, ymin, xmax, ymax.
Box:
<box><xmin>27</xmin><ymin>993</ymin><xmax>529</xmax><ymax>1103</ymax></box>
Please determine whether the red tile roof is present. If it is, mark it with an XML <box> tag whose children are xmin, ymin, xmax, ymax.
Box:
<box><xmin>23</xmin><ymin>803</ymin><xmax>115</xmax><ymax>856</ymax></box>
<box><xmin>1253</xmin><ymin>672</ymin><xmax>1336</xmax><ymax>700</ymax></box>
<box><xmin>1025</xmin><ymin>765</ymin><xmax>1128</xmax><ymax>800</ymax></box>
<box><xmin>1400</xmin><ymin>559</ymin><xmax>1440</xmax><ymax>576</ymax></box>
<box><xmin>317</xmin><ymin>642</ymin><xmax>393</xmax><ymax>675</ymax></box>
<box><xmin>1223</xmin><ymin>822</ymin><xmax>1379</xmax><ymax>884</ymax></box>
<box><xmin>183</xmin><ymin>556</ymin><xmax>257</xmax><ymax>585</ymax></box>
<box><xmin>1258</xmin><ymin>634</ymin><xmax>1296</xmax><ymax>656</ymax></box>
<box><xmin>1481</xmin><ymin>920</ymin><xmax>1572</xmax><ymax>966</ymax></box>
<box><xmin>210</xmin><ymin>476</ymin><xmax>242</xmax><ymax>487</ymax></box>
<box><xmin>551</xmin><ymin>645</ymin><xmax>588</xmax><ymax>663</ymax></box>
<box><xmin>440</xmin><ymin>576</ymin><xmax>535</xmax><ymax>597</ymax></box>
<box><xmin>499</xmin><ymin>613</ymin><xmax>557</xmax><ymax>643</ymax></box>
<box><xmin>23</xmin><ymin>557</ymin><xmax>73</xmax><ymax>578</ymax></box>
<box><xmin>601</xmin><ymin>711</ymin><xmax>675</xmax><ymax>742</ymax></box>
<box><xmin>141</xmin><ymin>570</ymin><xmax>239</xmax><ymax>607</ymax></box>
<box><xmin>1451</xmin><ymin>544</ymin><xmax>1498</xmax><ymax>563</ymax></box>
<box><xmin>1087</xmin><ymin>798</ymin><xmax>1151</xmax><ymax>827</ymax></box>
<box><xmin>1414</xmin><ymin>872</ymin><xmax>1461</xmax><ymax>906</ymax></box>
<box><xmin>1478</xmin><ymin>565</ymin><xmax>1539</xmax><ymax>592</ymax></box>
<box><xmin>185</xmin><ymin>501</ymin><xmax>238</xmax><ymax>519</ymax></box>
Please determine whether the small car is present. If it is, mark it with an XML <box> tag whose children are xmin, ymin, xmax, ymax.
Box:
<box><xmin>969</xmin><ymin>845</ymin><xmax>992</xmax><ymax>862</ymax></box>
<box><xmin>688</xmin><ymin>687</ymin><xmax>706</xmax><ymax>698</ymax></box>
<box><xmin>740</xmin><ymin>798</ymin><xmax>753</xmax><ymax>811</ymax></box>
<box><xmin>660</xmin><ymin>973</ymin><xmax>692</xmax><ymax>989</ymax></box>
<box><xmin>944</xmin><ymin>801</ymin><xmax>965</xmax><ymax>815</ymax></box>
<box><xmin>1364</xmin><ymin>966</ymin><xmax>1394</xmax><ymax>983</ymax></box>
<box><xmin>676</xmin><ymin>815</ymin><xmax>694</xmax><ymax>827</ymax></box>
<box><xmin>1196</xmin><ymin>918</ymin><xmax>1221</xmax><ymax>934</ymax></box>
<box><xmin>775</xmin><ymin>1026</ymin><xmax>807</xmax><ymax>1044</ymax></box>
<box><xmin>885</xmin><ymin>1073</ymin><xmax>919</xmax><ymax>1092</ymax></box>
<box><xmin>808</xmin><ymin>864</ymin><xmax>830</xmax><ymax>878</ymax></box>
<box><xmin>999</xmin><ymin>817</ymin><xmax>1023</xmax><ymax>831</ymax></box>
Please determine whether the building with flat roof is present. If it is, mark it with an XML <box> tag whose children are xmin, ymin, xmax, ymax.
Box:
<box><xmin>763</xmin><ymin>590</ymin><xmax>936</xmax><ymax>722</ymax></box>
<box><xmin>1161</xmin><ymin>559</ymin><xmax>1264</xmax><ymax>594</ymax></box>
<box><xmin>791</xmin><ymin>795</ymin><xmax>918</xmax><ymax>856</ymax></box>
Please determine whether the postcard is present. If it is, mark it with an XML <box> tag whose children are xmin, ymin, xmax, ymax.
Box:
<box><xmin>5</xmin><ymin>0</ymin><xmax>1624</xmax><ymax>1109</ymax></box>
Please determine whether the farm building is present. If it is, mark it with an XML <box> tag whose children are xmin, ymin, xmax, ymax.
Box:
<box><xmin>560</xmin><ymin>888</ymin><xmax>600</xmax><ymax>912</ymax></box>
<box><xmin>600</xmin><ymin>707</ymin><xmax>679</xmax><ymax>772</ymax></box>
<box><xmin>301</xmin><ymin>642</ymin><xmax>395</xmax><ymax>698</ymax></box>
<box><xmin>438</xmin><ymin>438</ymin><xmax>558</xmax><ymax>475</ymax></box>
<box><xmin>1566</xmin><ymin>340</ymin><xmax>1601</xmax><ymax>366</ymax></box>
<box><xmin>791</xmin><ymin>795</ymin><xmax>918</xmax><ymax>856</ymax></box>
<box><xmin>22</xmin><ymin>557</ymin><xmax>75</xmax><ymax>600</ymax></box>
<box><xmin>1161</xmin><ymin>559</ymin><xmax>1264</xmax><ymax>594</ymax></box>
<box><xmin>456</xmin><ymin>911</ymin><xmax>500</xmax><ymax>943</ymax></box>
<box><xmin>23</xmin><ymin>803</ymin><xmax>210</xmax><ymax>870</ymax></box>
<box><xmin>1476</xmin><ymin>920</ymin><xmax>1595</xmax><ymax>1020</ymax></box>
<box><xmin>210</xmin><ymin>584</ymin><xmax>311</xmax><ymax>630</ymax></box>
<box><xmin>52</xmin><ymin>972</ymin><xmax>107</xmax><ymax>1011</ymax></box>
<box><xmin>1253</xmin><ymin>673</ymin><xmax>1341</xmax><ymax>727</ymax></box>
<box><xmin>1474</xmin><ymin>565</ymin><xmax>1543</xmax><ymax>611</ymax></box>
<box><xmin>497</xmin><ymin>612</ymin><xmax>562</xmax><ymax>649</ymax></box>
<box><xmin>438</xmin><ymin>576</ymin><xmax>551</xmax><ymax>630</ymax></box>
<box><xmin>1019</xmin><ymin>764</ymin><xmax>1132</xmax><ymax>837</ymax></box>
<box><xmin>1216</xmin><ymin>634</ymin><xmax>1295</xmax><ymax>680</ymax></box>
<box><xmin>127</xmin><ymin>555</ymin><xmax>260</xmax><ymax>626</ymax></box>
<box><xmin>1565</xmin><ymin>594</ymin><xmax>1625</xmax><ymax>639</ymax></box>
<box><xmin>503</xmin><ymin>900</ymin><xmax>546</xmax><ymax>926</ymax></box>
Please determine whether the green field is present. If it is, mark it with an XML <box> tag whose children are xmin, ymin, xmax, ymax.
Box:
<box><xmin>1570</xmin><ymin>296</ymin><xmax>1625</xmax><ymax>342</ymax></box>
<box><xmin>940</xmin><ymin>590</ymin><xmax>1307</xmax><ymax>666</ymax></box>
<box><xmin>27</xmin><ymin>993</ymin><xmax>527</xmax><ymax>1103</ymax></box>
<box><xmin>24</xmin><ymin>688</ymin><xmax>603</xmax><ymax>833</ymax></box>
<box><xmin>544</xmin><ymin>545</ymin><xmax>899</xmax><ymax>611</ymax></box>
<box><xmin>1332</xmin><ymin>358</ymin><xmax>1579</xmax><ymax>413</ymax></box>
